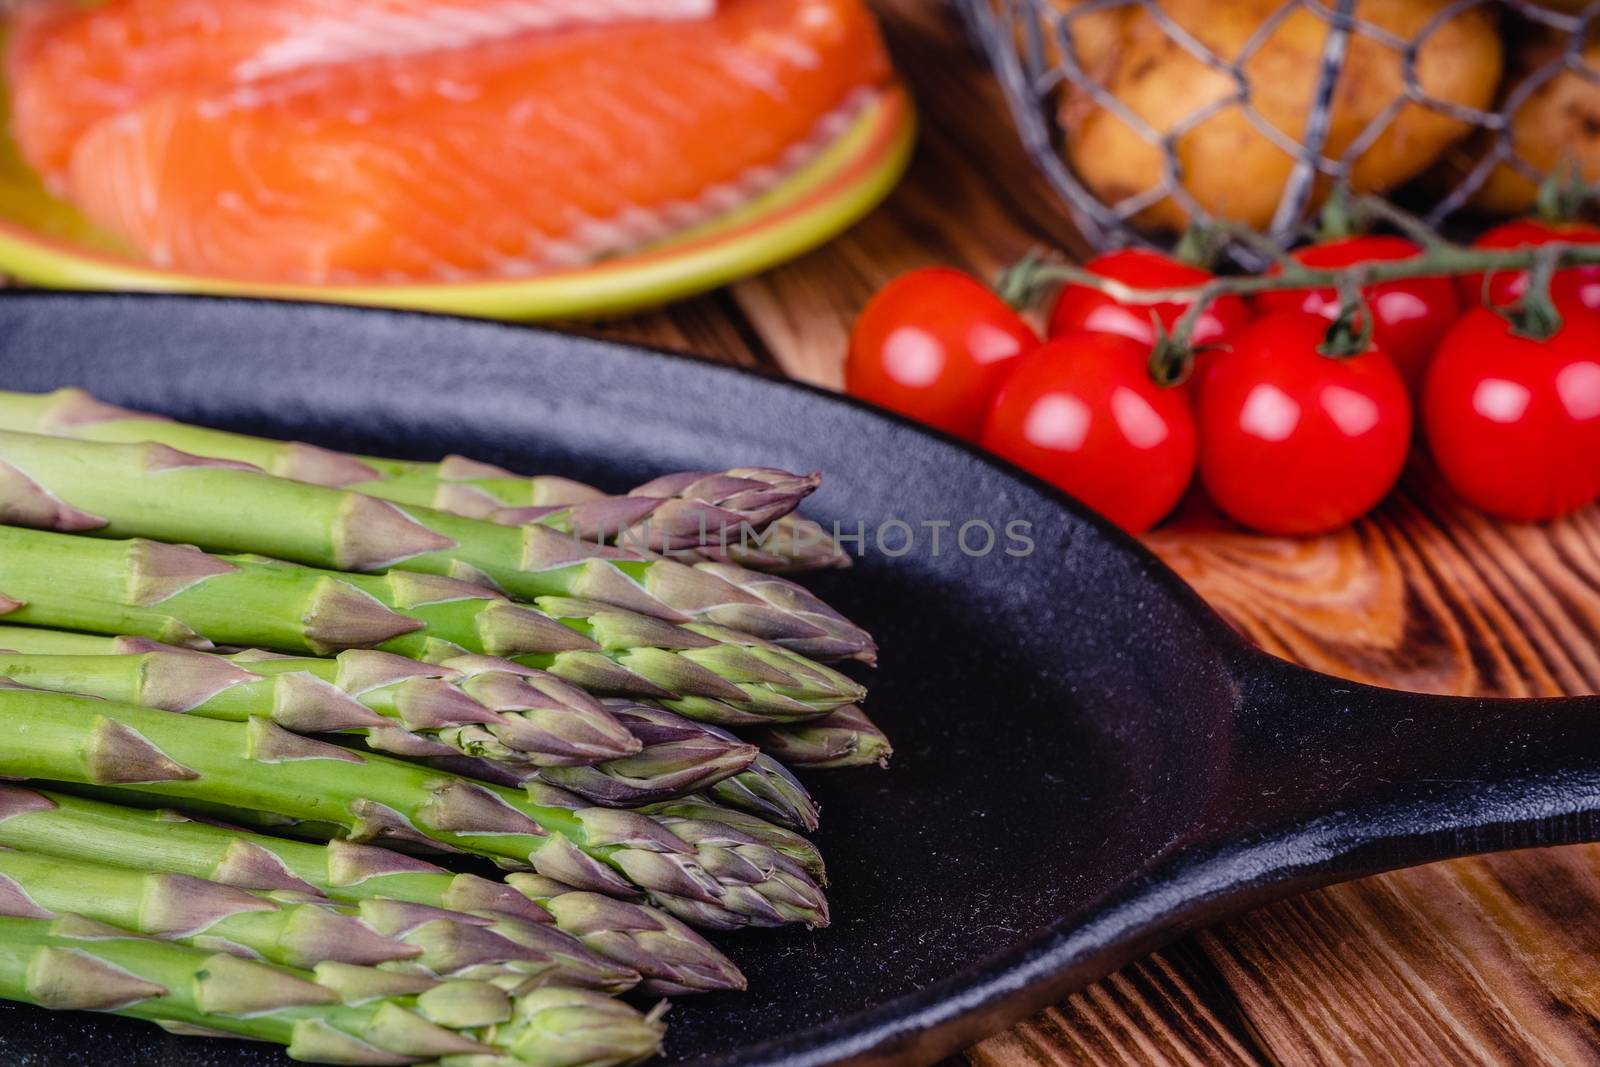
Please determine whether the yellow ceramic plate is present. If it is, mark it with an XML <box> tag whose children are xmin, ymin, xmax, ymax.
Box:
<box><xmin>0</xmin><ymin>84</ymin><xmax>915</xmax><ymax>320</ymax></box>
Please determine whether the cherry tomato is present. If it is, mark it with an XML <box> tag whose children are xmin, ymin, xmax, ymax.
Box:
<box><xmin>980</xmin><ymin>332</ymin><xmax>1196</xmax><ymax>533</ymax></box>
<box><xmin>1047</xmin><ymin>248</ymin><xmax>1251</xmax><ymax>348</ymax></box>
<box><xmin>1254</xmin><ymin>235</ymin><xmax>1458</xmax><ymax>392</ymax></box>
<box><xmin>1458</xmin><ymin>218</ymin><xmax>1600</xmax><ymax>313</ymax></box>
<box><xmin>846</xmin><ymin>268</ymin><xmax>1039</xmax><ymax>440</ymax></box>
<box><xmin>1196</xmin><ymin>311</ymin><xmax>1412</xmax><ymax>536</ymax></box>
<box><xmin>1423</xmin><ymin>306</ymin><xmax>1600</xmax><ymax>522</ymax></box>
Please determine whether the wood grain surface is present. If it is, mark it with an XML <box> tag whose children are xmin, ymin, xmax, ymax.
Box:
<box><xmin>592</xmin><ymin>2</ymin><xmax>1600</xmax><ymax>1063</ymax></box>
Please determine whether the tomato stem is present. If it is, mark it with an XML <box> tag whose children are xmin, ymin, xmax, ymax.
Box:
<box><xmin>1003</xmin><ymin>195</ymin><xmax>1600</xmax><ymax>333</ymax></box>
<box><xmin>1172</xmin><ymin>223</ymin><xmax>1226</xmax><ymax>270</ymax></box>
<box><xmin>1313</xmin><ymin>187</ymin><xmax>1361</xmax><ymax>243</ymax></box>
<box><xmin>993</xmin><ymin>247</ymin><xmax>1054</xmax><ymax>312</ymax></box>
<box><xmin>1344</xmin><ymin>196</ymin><xmax>1451</xmax><ymax>251</ymax></box>
<box><xmin>1146</xmin><ymin>322</ymin><xmax>1194</xmax><ymax>388</ymax></box>
<box><xmin>1316</xmin><ymin>268</ymin><xmax>1376</xmax><ymax>358</ymax></box>
<box><xmin>1497</xmin><ymin>245</ymin><xmax>1565</xmax><ymax>342</ymax></box>
<box><xmin>1535</xmin><ymin>160</ymin><xmax>1589</xmax><ymax>226</ymax></box>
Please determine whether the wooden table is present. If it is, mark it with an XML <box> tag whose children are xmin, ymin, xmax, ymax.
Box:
<box><xmin>594</xmin><ymin>2</ymin><xmax>1600</xmax><ymax>1064</ymax></box>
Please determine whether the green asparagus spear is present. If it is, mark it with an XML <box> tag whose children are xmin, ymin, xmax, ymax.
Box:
<box><xmin>495</xmin><ymin>876</ymin><xmax>747</xmax><ymax>998</ymax></box>
<box><xmin>0</xmin><ymin>627</ymin><xmax>799</xmax><ymax>811</ymax></box>
<box><xmin>73</xmin><ymin>777</ymin><xmax>831</xmax><ymax>937</ymax></box>
<box><xmin>538</xmin><ymin>703</ymin><xmax>757</xmax><ymax>806</ymax></box>
<box><xmin>141</xmin><ymin>416</ymin><xmax>852</xmax><ymax>575</ymax></box>
<box><xmin>669</xmin><ymin>514</ymin><xmax>851</xmax><ymax>574</ymax></box>
<box><xmin>0</xmin><ymin>428</ymin><xmax>874</xmax><ymax>659</ymax></box>
<box><xmin>414</xmin><ymin>478</ymin><xmax>850</xmax><ymax>575</ymax></box>
<box><xmin>0</xmin><ymin>914</ymin><xmax>663</xmax><ymax>1067</ymax></box>
<box><xmin>752</xmin><ymin>705</ymin><xmax>894</xmax><ymax>769</ymax></box>
<box><xmin>0</xmin><ymin>847</ymin><xmax>635</xmax><ymax>992</ymax></box>
<box><xmin>368</xmin><ymin>463</ymin><xmax>816</xmax><ymax>552</ymax></box>
<box><xmin>0</xmin><ymin>525</ymin><xmax>863</xmax><ymax>724</ymax></box>
<box><xmin>361</xmin><ymin>463</ymin><xmax>851</xmax><ymax>574</ymax></box>
<box><xmin>0</xmin><ymin>785</ymin><xmax>742</xmax><ymax>995</ymax></box>
<box><xmin>0</xmin><ymin>641</ymin><xmax>768</xmax><ymax>807</ymax></box>
<box><xmin>529</xmin><ymin>786</ymin><xmax>826</xmax><ymax>931</ymax></box>
<box><xmin>432</xmin><ymin>471</ymin><xmax>850</xmax><ymax>576</ymax></box>
<box><xmin>259</xmin><ymin>445</ymin><xmax>852</xmax><ymax>576</ymax></box>
<box><xmin>0</xmin><ymin>625</ymin><xmax>824</xmax><ymax>823</ymax></box>
<box><xmin>456</xmin><ymin>987</ymin><xmax>667</xmax><ymax>1067</ymax></box>
<box><xmin>541</xmin><ymin>707</ymin><xmax>821</xmax><ymax>831</ymax></box>
<box><xmin>0</xmin><ymin>686</ymin><xmax>828</xmax><ymax>929</ymax></box>
<box><xmin>688</xmin><ymin>562</ymin><xmax>874</xmax><ymax>664</ymax></box>
<box><xmin>704</xmin><ymin>753</ymin><xmax>820</xmax><ymax>834</ymax></box>
<box><xmin>0</xmin><ymin>847</ymin><xmax>414</xmax><ymax>969</ymax></box>
<box><xmin>93</xmin><ymin>779</ymin><xmax>832</xmax><ymax>938</ymax></box>
<box><xmin>0</xmin><ymin>629</ymin><xmax>638</xmax><ymax>767</ymax></box>
<box><xmin>552</xmin><ymin>705</ymin><xmax>819</xmax><ymax>831</ymax></box>
<box><xmin>635</xmin><ymin>799</ymin><xmax>827</xmax><ymax>886</ymax></box>
<box><xmin>0</xmin><ymin>385</ymin><xmax>803</xmax><ymax>518</ymax></box>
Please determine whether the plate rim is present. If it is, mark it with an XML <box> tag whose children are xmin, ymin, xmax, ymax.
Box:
<box><xmin>0</xmin><ymin>86</ymin><xmax>915</xmax><ymax>321</ymax></box>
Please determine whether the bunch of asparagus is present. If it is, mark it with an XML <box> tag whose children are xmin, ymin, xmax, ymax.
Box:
<box><xmin>0</xmin><ymin>389</ymin><xmax>893</xmax><ymax>1066</ymax></box>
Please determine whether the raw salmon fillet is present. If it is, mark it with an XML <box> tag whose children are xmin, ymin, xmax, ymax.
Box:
<box><xmin>8</xmin><ymin>0</ymin><xmax>717</xmax><ymax>186</ymax></box>
<box><xmin>52</xmin><ymin>0</ymin><xmax>891</xmax><ymax>284</ymax></box>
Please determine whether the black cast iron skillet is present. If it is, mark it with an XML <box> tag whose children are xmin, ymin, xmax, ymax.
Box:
<box><xmin>0</xmin><ymin>293</ymin><xmax>1596</xmax><ymax>1067</ymax></box>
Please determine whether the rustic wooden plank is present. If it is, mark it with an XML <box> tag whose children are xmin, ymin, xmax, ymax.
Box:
<box><xmin>1149</xmin><ymin>461</ymin><xmax>1600</xmax><ymax>700</ymax></box>
<box><xmin>588</xmin><ymin>289</ymin><xmax>779</xmax><ymax>372</ymax></box>
<box><xmin>587</xmin><ymin>2</ymin><xmax>1600</xmax><ymax>1064</ymax></box>
<box><xmin>968</xmin><ymin>944</ymin><xmax>1269</xmax><ymax>1067</ymax></box>
<box><xmin>1194</xmin><ymin>849</ymin><xmax>1600</xmax><ymax>1066</ymax></box>
<box><xmin>1143</xmin><ymin>464</ymin><xmax>1600</xmax><ymax>700</ymax></box>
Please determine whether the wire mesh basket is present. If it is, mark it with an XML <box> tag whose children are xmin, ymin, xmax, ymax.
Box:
<box><xmin>956</xmin><ymin>0</ymin><xmax>1600</xmax><ymax>266</ymax></box>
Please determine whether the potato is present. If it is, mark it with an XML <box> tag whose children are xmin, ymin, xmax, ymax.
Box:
<box><xmin>1455</xmin><ymin>37</ymin><xmax>1600</xmax><ymax>215</ymax></box>
<box><xmin>1059</xmin><ymin>0</ymin><xmax>1503</xmax><ymax>232</ymax></box>
<box><xmin>1010</xmin><ymin>0</ymin><xmax>1125</xmax><ymax>98</ymax></box>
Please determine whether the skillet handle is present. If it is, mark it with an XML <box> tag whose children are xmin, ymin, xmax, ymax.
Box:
<box><xmin>1219</xmin><ymin>648</ymin><xmax>1600</xmax><ymax>866</ymax></box>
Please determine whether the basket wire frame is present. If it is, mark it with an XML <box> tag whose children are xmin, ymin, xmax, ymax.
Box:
<box><xmin>956</xmin><ymin>0</ymin><xmax>1600</xmax><ymax>267</ymax></box>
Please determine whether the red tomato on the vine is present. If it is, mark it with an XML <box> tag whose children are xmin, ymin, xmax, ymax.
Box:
<box><xmin>1195</xmin><ymin>311</ymin><xmax>1412</xmax><ymax>536</ymax></box>
<box><xmin>1254</xmin><ymin>235</ymin><xmax>1458</xmax><ymax>392</ymax></box>
<box><xmin>1047</xmin><ymin>248</ymin><xmax>1251</xmax><ymax>348</ymax></box>
<box><xmin>980</xmin><ymin>332</ymin><xmax>1196</xmax><ymax>534</ymax></box>
<box><xmin>1458</xmin><ymin>218</ymin><xmax>1600</xmax><ymax>313</ymax></box>
<box><xmin>1423</xmin><ymin>306</ymin><xmax>1600</xmax><ymax>522</ymax></box>
<box><xmin>846</xmin><ymin>268</ymin><xmax>1039</xmax><ymax>440</ymax></box>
